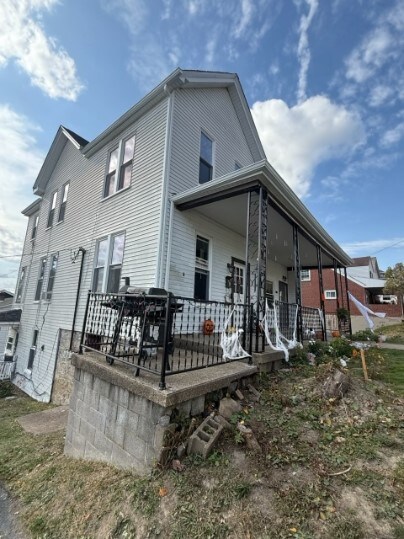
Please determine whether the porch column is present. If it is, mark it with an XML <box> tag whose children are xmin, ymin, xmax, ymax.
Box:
<box><xmin>293</xmin><ymin>224</ymin><xmax>303</xmax><ymax>343</ymax></box>
<box><xmin>316</xmin><ymin>245</ymin><xmax>327</xmax><ymax>341</ymax></box>
<box><xmin>333</xmin><ymin>258</ymin><xmax>341</xmax><ymax>312</ymax></box>
<box><xmin>344</xmin><ymin>267</ymin><xmax>353</xmax><ymax>336</ymax></box>
<box><xmin>246</xmin><ymin>186</ymin><xmax>268</xmax><ymax>352</ymax></box>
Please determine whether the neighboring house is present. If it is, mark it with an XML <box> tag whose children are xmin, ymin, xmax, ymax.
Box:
<box><xmin>0</xmin><ymin>291</ymin><xmax>21</xmax><ymax>380</ymax></box>
<box><xmin>301</xmin><ymin>256</ymin><xmax>402</xmax><ymax>332</ymax></box>
<box><xmin>11</xmin><ymin>69</ymin><xmax>352</xmax><ymax>402</ymax></box>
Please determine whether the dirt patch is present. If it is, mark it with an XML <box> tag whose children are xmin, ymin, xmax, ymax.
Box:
<box><xmin>17</xmin><ymin>406</ymin><xmax>68</xmax><ymax>434</ymax></box>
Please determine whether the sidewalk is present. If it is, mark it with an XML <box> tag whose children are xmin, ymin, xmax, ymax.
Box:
<box><xmin>379</xmin><ymin>343</ymin><xmax>404</xmax><ymax>351</ymax></box>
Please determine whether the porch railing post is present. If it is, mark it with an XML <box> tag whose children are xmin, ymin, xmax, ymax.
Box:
<box><xmin>316</xmin><ymin>246</ymin><xmax>327</xmax><ymax>341</ymax></box>
<box><xmin>293</xmin><ymin>224</ymin><xmax>303</xmax><ymax>343</ymax></box>
<box><xmin>344</xmin><ymin>267</ymin><xmax>353</xmax><ymax>337</ymax></box>
<box><xmin>333</xmin><ymin>258</ymin><xmax>341</xmax><ymax>331</ymax></box>
<box><xmin>249</xmin><ymin>304</ymin><xmax>254</xmax><ymax>357</ymax></box>
<box><xmin>79</xmin><ymin>290</ymin><xmax>91</xmax><ymax>354</ymax></box>
<box><xmin>159</xmin><ymin>294</ymin><xmax>172</xmax><ymax>390</ymax></box>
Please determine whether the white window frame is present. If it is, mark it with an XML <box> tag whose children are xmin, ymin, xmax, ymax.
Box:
<box><xmin>199</xmin><ymin>130</ymin><xmax>214</xmax><ymax>184</ymax></box>
<box><xmin>44</xmin><ymin>254</ymin><xmax>58</xmax><ymax>301</ymax></box>
<box><xmin>31</xmin><ymin>214</ymin><xmax>39</xmax><ymax>240</ymax></box>
<box><xmin>47</xmin><ymin>191</ymin><xmax>58</xmax><ymax>228</ymax></box>
<box><xmin>58</xmin><ymin>182</ymin><xmax>69</xmax><ymax>222</ymax></box>
<box><xmin>92</xmin><ymin>232</ymin><xmax>126</xmax><ymax>293</ymax></box>
<box><xmin>34</xmin><ymin>257</ymin><xmax>47</xmax><ymax>302</ymax></box>
<box><xmin>194</xmin><ymin>234</ymin><xmax>212</xmax><ymax>301</ymax></box>
<box><xmin>325</xmin><ymin>290</ymin><xmax>337</xmax><ymax>299</ymax></box>
<box><xmin>15</xmin><ymin>266</ymin><xmax>26</xmax><ymax>303</ymax></box>
<box><xmin>27</xmin><ymin>329</ymin><xmax>39</xmax><ymax>371</ymax></box>
<box><xmin>300</xmin><ymin>269</ymin><xmax>311</xmax><ymax>281</ymax></box>
<box><xmin>103</xmin><ymin>134</ymin><xmax>135</xmax><ymax>198</ymax></box>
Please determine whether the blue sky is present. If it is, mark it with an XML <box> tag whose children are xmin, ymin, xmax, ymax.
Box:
<box><xmin>1</xmin><ymin>0</ymin><xmax>403</xmax><ymax>291</ymax></box>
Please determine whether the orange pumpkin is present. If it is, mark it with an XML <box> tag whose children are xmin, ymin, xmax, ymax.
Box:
<box><xmin>203</xmin><ymin>319</ymin><xmax>215</xmax><ymax>335</ymax></box>
<box><xmin>332</xmin><ymin>330</ymin><xmax>340</xmax><ymax>338</ymax></box>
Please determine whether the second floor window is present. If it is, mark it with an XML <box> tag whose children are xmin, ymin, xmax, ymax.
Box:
<box><xmin>93</xmin><ymin>233</ymin><xmax>125</xmax><ymax>293</ymax></box>
<box><xmin>300</xmin><ymin>269</ymin><xmax>311</xmax><ymax>281</ymax></box>
<box><xmin>45</xmin><ymin>254</ymin><xmax>58</xmax><ymax>301</ymax></box>
<box><xmin>325</xmin><ymin>290</ymin><xmax>336</xmax><ymax>299</ymax></box>
<box><xmin>47</xmin><ymin>192</ymin><xmax>57</xmax><ymax>228</ymax></box>
<box><xmin>15</xmin><ymin>267</ymin><xmax>26</xmax><ymax>303</ymax></box>
<box><xmin>104</xmin><ymin>136</ymin><xmax>135</xmax><ymax>198</ymax></box>
<box><xmin>199</xmin><ymin>132</ymin><xmax>213</xmax><ymax>184</ymax></box>
<box><xmin>31</xmin><ymin>214</ymin><xmax>39</xmax><ymax>240</ymax></box>
<box><xmin>58</xmin><ymin>183</ymin><xmax>69</xmax><ymax>222</ymax></box>
<box><xmin>35</xmin><ymin>257</ymin><xmax>46</xmax><ymax>301</ymax></box>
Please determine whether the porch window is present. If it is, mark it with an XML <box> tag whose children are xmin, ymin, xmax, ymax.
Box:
<box><xmin>15</xmin><ymin>266</ymin><xmax>26</xmax><ymax>303</ymax></box>
<box><xmin>47</xmin><ymin>191</ymin><xmax>57</xmax><ymax>228</ymax></box>
<box><xmin>266</xmin><ymin>280</ymin><xmax>274</xmax><ymax>303</ymax></box>
<box><xmin>93</xmin><ymin>233</ymin><xmax>125</xmax><ymax>293</ymax></box>
<box><xmin>104</xmin><ymin>135</ymin><xmax>135</xmax><ymax>197</ymax></box>
<box><xmin>325</xmin><ymin>290</ymin><xmax>336</xmax><ymax>299</ymax></box>
<box><xmin>45</xmin><ymin>254</ymin><xmax>58</xmax><ymax>300</ymax></box>
<box><xmin>34</xmin><ymin>257</ymin><xmax>47</xmax><ymax>301</ymax></box>
<box><xmin>31</xmin><ymin>214</ymin><xmax>39</xmax><ymax>240</ymax></box>
<box><xmin>301</xmin><ymin>269</ymin><xmax>311</xmax><ymax>281</ymax></box>
<box><xmin>199</xmin><ymin>132</ymin><xmax>213</xmax><ymax>184</ymax></box>
<box><xmin>58</xmin><ymin>183</ymin><xmax>69</xmax><ymax>222</ymax></box>
<box><xmin>194</xmin><ymin>235</ymin><xmax>210</xmax><ymax>300</ymax></box>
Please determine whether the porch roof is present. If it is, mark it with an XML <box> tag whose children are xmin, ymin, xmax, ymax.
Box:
<box><xmin>172</xmin><ymin>160</ymin><xmax>352</xmax><ymax>268</ymax></box>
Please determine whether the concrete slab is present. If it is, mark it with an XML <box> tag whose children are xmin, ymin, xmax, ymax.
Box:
<box><xmin>72</xmin><ymin>352</ymin><xmax>257</xmax><ymax>408</ymax></box>
<box><xmin>379</xmin><ymin>343</ymin><xmax>404</xmax><ymax>351</ymax></box>
<box><xmin>17</xmin><ymin>406</ymin><xmax>69</xmax><ymax>435</ymax></box>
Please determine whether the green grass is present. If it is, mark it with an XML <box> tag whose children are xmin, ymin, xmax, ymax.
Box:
<box><xmin>376</xmin><ymin>323</ymin><xmax>404</xmax><ymax>345</ymax></box>
<box><xmin>376</xmin><ymin>349</ymin><xmax>404</xmax><ymax>394</ymax></box>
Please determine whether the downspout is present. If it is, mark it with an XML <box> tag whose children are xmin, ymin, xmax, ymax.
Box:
<box><xmin>69</xmin><ymin>247</ymin><xmax>86</xmax><ymax>351</ymax></box>
<box><xmin>156</xmin><ymin>86</ymin><xmax>175</xmax><ymax>288</ymax></box>
<box><xmin>163</xmin><ymin>198</ymin><xmax>175</xmax><ymax>291</ymax></box>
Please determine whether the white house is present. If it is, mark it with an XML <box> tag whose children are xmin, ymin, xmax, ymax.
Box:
<box><xmin>10</xmin><ymin>69</ymin><xmax>352</xmax><ymax>402</ymax></box>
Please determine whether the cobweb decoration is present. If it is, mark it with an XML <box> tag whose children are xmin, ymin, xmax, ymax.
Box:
<box><xmin>262</xmin><ymin>300</ymin><xmax>300</xmax><ymax>362</ymax></box>
<box><xmin>220</xmin><ymin>307</ymin><xmax>251</xmax><ymax>360</ymax></box>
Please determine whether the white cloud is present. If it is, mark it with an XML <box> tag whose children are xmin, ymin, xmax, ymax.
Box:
<box><xmin>233</xmin><ymin>0</ymin><xmax>255</xmax><ymax>39</ymax></box>
<box><xmin>380</xmin><ymin>121</ymin><xmax>404</xmax><ymax>147</ymax></box>
<box><xmin>0</xmin><ymin>105</ymin><xmax>44</xmax><ymax>290</ymax></box>
<box><xmin>0</xmin><ymin>0</ymin><xmax>83</xmax><ymax>100</ymax></box>
<box><xmin>341</xmin><ymin>238</ymin><xmax>404</xmax><ymax>257</ymax></box>
<box><xmin>369</xmin><ymin>85</ymin><xmax>394</xmax><ymax>107</ymax></box>
<box><xmin>251</xmin><ymin>95</ymin><xmax>365</xmax><ymax>197</ymax></box>
<box><xmin>295</xmin><ymin>0</ymin><xmax>319</xmax><ymax>103</ymax></box>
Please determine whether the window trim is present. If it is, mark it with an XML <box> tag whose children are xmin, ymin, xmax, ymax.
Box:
<box><xmin>199</xmin><ymin>130</ymin><xmax>214</xmax><ymax>185</ymax></box>
<box><xmin>92</xmin><ymin>232</ymin><xmax>126</xmax><ymax>293</ymax></box>
<box><xmin>103</xmin><ymin>134</ymin><xmax>135</xmax><ymax>199</ymax></box>
<box><xmin>300</xmin><ymin>269</ymin><xmax>311</xmax><ymax>282</ymax></box>
<box><xmin>44</xmin><ymin>253</ymin><xmax>58</xmax><ymax>301</ymax></box>
<box><xmin>324</xmin><ymin>290</ymin><xmax>337</xmax><ymax>299</ymax></box>
<box><xmin>31</xmin><ymin>214</ymin><xmax>39</xmax><ymax>241</ymax></box>
<box><xmin>194</xmin><ymin>234</ymin><xmax>212</xmax><ymax>300</ymax></box>
<box><xmin>15</xmin><ymin>266</ymin><xmax>26</xmax><ymax>303</ymax></box>
<box><xmin>27</xmin><ymin>329</ymin><xmax>39</xmax><ymax>371</ymax></box>
<box><xmin>34</xmin><ymin>257</ymin><xmax>47</xmax><ymax>302</ymax></box>
<box><xmin>58</xmin><ymin>182</ymin><xmax>69</xmax><ymax>223</ymax></box>
<box><xmin>47</xmin><ymin>191</ymin><xmax>58</xmax><ymax>229</ymax></box>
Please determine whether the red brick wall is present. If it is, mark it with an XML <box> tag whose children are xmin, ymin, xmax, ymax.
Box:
<box><xmin>301</xmin><ymin>269</ymin><xmax>402</xmax><ymax>317</ymax></box>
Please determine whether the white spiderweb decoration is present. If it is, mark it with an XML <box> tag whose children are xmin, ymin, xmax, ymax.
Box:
<box><xmin>220</xmin><ymin>307</ymin><xmax>251</xmax><ymax>360</ymax></box>
<box><xmin>262</xmin><ymin>300</ymin><xmax>300</xmax><ymax>362</ymax></box>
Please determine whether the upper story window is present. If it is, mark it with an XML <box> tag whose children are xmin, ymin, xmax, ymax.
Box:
<box><xmin>15</xmin><ymin>267</ymin><xmax>26</xmax><ymax>303</ymax></box>
<box><xmin>93</xmin><ymin>233</ymin><xmax>125</xmax><ymax>293</ymax></box>
<box><xmin>31</xmin><ymin>214</ymin><xmax>39</xmax><ymax>240</ymax></box>
<box><xmin>104</xmin><ymin>135</ymin><xmax>135</xmax><ymax>198</ymax></box>
<box><xmin>325</xmin><ymin>290</ymin><xmax>336</xmax><ymax>299</ymax></box>
<box><xmin>58</xmin><ymin>183</ymin><xmax>69</xmax><ymax>222</ymax></box>
<box><xmin>199</xmin><ymin>132</ymin><xmax>213</xmax><ymax>184</ymax></box>
<box><xmin>35</xmin><ymin>257</ymin><xmax>47</xmax><ymax>301</ymax></box>
<box><xmin>47</xmin><ymin>192</ymin><xmax>57</xmax><ymax>228</ymax></box>
<box><xmin>301</xmin><ymin>269</ymin><xmax>311</xmax><ymax>281</ymax></box>
<box><xmin>45</xmin><ymin>254</ymin><xmax>58</xmax><ymax>301</ymax></box>
<box><xmin>194</xmin><ymin>235</ymin><xmax>210</xmax><ymax>300</ymax></box>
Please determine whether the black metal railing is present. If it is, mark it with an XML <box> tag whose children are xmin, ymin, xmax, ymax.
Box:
<box><xmin>80</xmin><ymin>292</ymin><xmax>253</xmax><ymax>389</ymax></box>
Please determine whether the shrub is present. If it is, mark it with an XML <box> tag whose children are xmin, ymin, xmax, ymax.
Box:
<box><xmin>351</xmin><ymin>329</ymin><xmax>379</xmax><ymax>342</ymax></box>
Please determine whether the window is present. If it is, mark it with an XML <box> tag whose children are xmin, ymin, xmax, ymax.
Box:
<box><xmin>27</xmin><ymin>330</ymin><xmax>39</xmax><ymax>370</ymax></box>
<box><xmin>45</xmin><ymin>254</ymin><xmax>58</xmax><ymax>300</ymax></box>
<box><xmin>300</xmin><ymin>269</ymin><xmax>311</xmax><ymax>281</ymax></box>
<box><xmin>47</xmin><ymin>192</ymin><xmax>57</xmax><ymax>228</ymax></box>
<box><xmin>194</xmin><ymin>235</ymin><xmax>210</xmax><ymax>300</ymax></box>
<box><xmin>58</xmin><ymin>183</ymin><xmax>69</xmax><ymax>222</ymax></box>
<box><xmin>15</xmin><ymin>267</ymin><xmax>26</xmax><ymax>303</ymax></box>
<box><xmin>93</xmin><ymin>233</ymin><xmax>125</xmax><ymax>293</ymax></box>
<box><xmin>6</xmin><ymin>336</ymin><xmax>13</xmax><ymax>351</ymax></box>
<box><xmin>35</xmin><ymin>257</ymin><xmax>46</xmax><ymax>301</ymax></box>
<box><xmin>31</xmin><ymin>214</ymin><xmax>39</xmax><ymax>240</ymax></box>
<box><xmin>104</xmin><ymin>135</ymin><xmax>135</xmax><ymax>197</ymax></box>
<box><xmin>325</xmin><ymin>290</ymin><xmax>336</xmax><ymax>299</ymax></box>
<box><xmin>199</xmin><ymin>132</ymin><xmax>213</xmax><ymax>184</ymax></box>
<box><xmin>266</xmin><ymin>280</ymin><xmax>274</xmax><ymax>302</ymax></box>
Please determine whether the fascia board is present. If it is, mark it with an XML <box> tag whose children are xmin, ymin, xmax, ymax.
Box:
<box><xmin>21</xmin><ymin>198</ymin><xmax>41</xmax><ymax>216</ymax></box>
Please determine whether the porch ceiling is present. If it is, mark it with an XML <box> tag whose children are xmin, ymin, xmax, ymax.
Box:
<box><xmin>194</xmin><ymin>195</ymin><xmax>334</xmax><ymax>268</ymax></box>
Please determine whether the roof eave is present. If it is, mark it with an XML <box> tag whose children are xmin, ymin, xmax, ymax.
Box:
<box><xmin>22</xmin><ymin>198</ymin><xmax>41</xmax><ymax>216</ymax></box>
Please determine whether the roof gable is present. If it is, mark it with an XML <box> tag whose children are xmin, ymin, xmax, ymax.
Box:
<box><xmin>33</xmin><ymin>126</ymin><xmax>87</xmax><ymax>196</ymax></box>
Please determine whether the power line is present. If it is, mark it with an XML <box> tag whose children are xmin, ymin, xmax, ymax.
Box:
<box><xmin>370</xmin><ymin>238</ymin><xmax>404</xmax><ymax>256</ymax></box>
<box><xmin>0</xmin><ymin>243</ymin><xmax>91</xmax><ymax>260</ymax></box>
